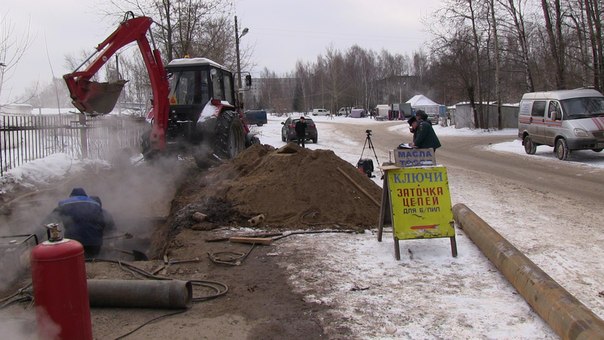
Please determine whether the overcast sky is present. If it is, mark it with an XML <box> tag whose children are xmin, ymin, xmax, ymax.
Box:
<box><xmin>2</xmin><ymin>0</ymin><xmax>439</xmax><ymax>103</ymax></box>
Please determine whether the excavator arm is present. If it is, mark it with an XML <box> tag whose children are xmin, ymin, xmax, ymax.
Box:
<box><xmin>63</xmin><ymin>13</ymin><xmax>169</xmax><ymax>152</ymax></box>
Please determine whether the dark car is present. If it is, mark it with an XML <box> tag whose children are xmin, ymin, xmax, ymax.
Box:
<box><xmin>281</xmin><ymin>117</ymin><xmax>318</xmax><ymax>143</ymax></box>
<box><xmin>244</xmin><ymin>109</ymin><xmax>268</xmax><ymax>126</ymax></box>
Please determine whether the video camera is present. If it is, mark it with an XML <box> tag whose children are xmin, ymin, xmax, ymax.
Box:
<box><xmin>359</xmin><ymin>129</ymin><xmax>381</xmax><ymax>178</ymax></box>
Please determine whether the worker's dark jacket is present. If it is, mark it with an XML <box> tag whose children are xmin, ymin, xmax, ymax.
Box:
<box><xmin>414</xmin><ymin>121</ymin><xmax>441</xmax><ymax>151</ymax></box>
<box><xmin>50</xmin><ymin>195</ymin><xmax>107</xmax><ymax>247</ymax></box>
<box><xmin>295</xmin><ymin>121</ymin><xmax>307</xmax><ymax>137</ymax></box>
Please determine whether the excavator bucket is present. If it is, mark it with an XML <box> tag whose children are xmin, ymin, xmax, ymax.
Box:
<box><xmin>70</xmin><ymin>79</ymin><xmax>127</xmax><ymax>115</ymax></box>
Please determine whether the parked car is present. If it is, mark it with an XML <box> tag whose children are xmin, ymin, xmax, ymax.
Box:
<box><xmin>244</xmin><ymin>109</ymin><xmax>267</xmax><ymax>126</ymax></box>
<box><xmin>412</xmin><ymin>110</ymin><xmax>439</xmax><ymax>124</ymax></box>
<box><xmin>426</xmin><ymin>112</ymin><xmax>439</xmax><ymax>125</ymax></box>
<box><xmin>281</xmin><ymin>117</ymin><xmax>318</xmax><ymax>143</ymax></box>
<box><xmin>337</xmin><ymin>107</ymin><xmax>352</xmax><ymax>116</ymax></box>
<box><xmin>311</xmin><ymin>108</ymin><xmax>330</xmax><ymax>116</ymax></box>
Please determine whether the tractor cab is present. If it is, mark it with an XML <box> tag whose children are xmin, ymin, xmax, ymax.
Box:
<box><xmin>164</xmin><ymin>58</ymin><xmax>238</xmax><ymax>144</ymax></box>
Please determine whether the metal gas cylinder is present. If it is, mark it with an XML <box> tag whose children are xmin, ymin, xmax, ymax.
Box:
<box><xmin>30</xmin><ymin>223</ymin><xmax>92</xmax><ymax>340</ymax></box>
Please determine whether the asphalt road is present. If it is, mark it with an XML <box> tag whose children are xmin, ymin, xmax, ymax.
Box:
<box><xmin>327</xmin><ymin>120</ymin><xmax>604</xmax><ymax>208</ymax></box>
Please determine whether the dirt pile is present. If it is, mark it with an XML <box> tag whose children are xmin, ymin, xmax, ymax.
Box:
<box><xmin>162</xmin><ymin>143</ymin><xmax>382</xmax><ymax>238</ymax></box>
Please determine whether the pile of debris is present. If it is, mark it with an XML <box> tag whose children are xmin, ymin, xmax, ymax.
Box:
<box><xmin>150</xmin><ymin>143</ymin><xmax>383</xmax><ymax>255</ymax></box>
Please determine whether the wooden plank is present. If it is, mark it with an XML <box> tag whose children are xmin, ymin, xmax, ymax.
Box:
<box><xmin>380</xmin><ymin>164</ymin><xmax>401</xmax><ymax>171</ymax></box>
<box><xmin>336</xmin><ymin>167</ymin><xmax>380</xmax><ymax>207</ymax></box>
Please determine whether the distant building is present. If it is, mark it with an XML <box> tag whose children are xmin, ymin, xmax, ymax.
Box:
<box><xmin>1</xmin><ymin>104</ymin><xmax>33</xmax><ymax>115</ymax></box>
<box><xmin>453</xmin><ymin>102</ymin><xmax>519</xmax><ymax>129</ymax></box>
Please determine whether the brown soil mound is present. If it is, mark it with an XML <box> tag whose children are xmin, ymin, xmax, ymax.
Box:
<box><xmin>151</xmin><ymin>143</ymin><xmax>382</xmax><ymax>257</ymax></box>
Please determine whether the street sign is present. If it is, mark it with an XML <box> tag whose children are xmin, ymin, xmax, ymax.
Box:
<box><xmin>393</xmin><ymin>148</ymin><xmax>436</xmax><ymax>167</ymax></box>
<box><xmin>377</xmin><ymin>165</ymin><xmax>457</xmax><ymax>259</ymax></box>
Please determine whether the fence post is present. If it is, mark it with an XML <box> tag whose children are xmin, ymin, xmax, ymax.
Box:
<box><xmin>79</xmin><ymin>113</ymin><xmax>88</xmax><ymax>159</ymax></box>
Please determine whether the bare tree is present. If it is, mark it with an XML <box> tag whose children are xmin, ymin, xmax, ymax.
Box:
<box><xmin>466</xmin><ymin>0</ymin><xmax>489</xmax><ymax>128</ymax></box>
<box><xmin>0</xmin><ymin>12</ymin><xmax>33</xmax><ymax>103</ymax></box>
<box><xmin>294</xmin><ymin>61</ymin><xmax>312</xmax><ymax>112</ymax></box>
<box><xmin>344</xmin><ymin>45</ymin><xmax>377</xmax><ymax>110</ymax></box>
<box><xmin>104</xmin><ymin>0</ymin><xmax>232</xmax><ymax>63</ymax></box>
<box><xmin>21</xmin><ymin>78</ymin><xmax>71</xmax><ymax>108</ymax></box>
<box><xmin>433</xmin><ymin>27</ymin><xmax>480</xmax><ymax>119</ymax></box>
<box><xmin>488</xmin><ymin>0</ymin><xmax>502</xmax><ymax>129</ymax></box>
<box><xmin>500</xmin><ymin>0</ymin><xmax>535</xmax><ymax>91</ymax></box>
<box><xmin>582</xmin><ymin>0</ymin><xmax>603</xmax><ymax>90</ymax></box>
<box><xmin>541</xmin><ymin>0</ymin><xmax>566</xmax><ymax>89</ymax></box>
<box><xmin>431</xmin><ymin>0</ymin><xmax>488</xmax><ymax>128</ymax></box>
<box><xmin>323</xmin><ymin>47</ymin><xmax>348</xmax><ymax>114</ymax></box>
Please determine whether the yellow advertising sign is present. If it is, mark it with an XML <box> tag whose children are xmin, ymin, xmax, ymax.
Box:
<box><xmin>387</xmin><ymin>166</ymin><xmax>455</xmax><ymax>240</ymax></box>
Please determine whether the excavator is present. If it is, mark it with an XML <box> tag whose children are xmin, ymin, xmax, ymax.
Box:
<box><xmin>63</xmin><ymin>12</ymin><xmax>258</xmax><ymax>166</ymax></box>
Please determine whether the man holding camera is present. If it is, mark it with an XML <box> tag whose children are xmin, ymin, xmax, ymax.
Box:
<box><xmin>412</xmin><ymin>110</ymin><xmax>441</xmax><ymax>151</ymax></box>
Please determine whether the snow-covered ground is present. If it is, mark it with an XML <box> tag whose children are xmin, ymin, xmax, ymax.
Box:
<box><xmin>2</xmin><ymin>113</ymin><xmax>603</xmax><ymax>339</ymax></box>
<box><xmin>253</xmin><ymin>114</ymin><xmax>603</xmax><ymax>338</ymax></box>
<box><xmin>0</xmin><ymin>154</ymin><xmax>109</xmax><ymax>193</ymax></box>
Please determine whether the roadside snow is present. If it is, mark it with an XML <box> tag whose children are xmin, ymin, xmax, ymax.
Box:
<box><xmin>0</xmin><ymin>153</ymin><xmax>108</xmax><ymax>193</ymax></box>
<box><xmin>276</xmin><ymin>231</ymin><xmax>554</xmax><ymax>339</ymax></box>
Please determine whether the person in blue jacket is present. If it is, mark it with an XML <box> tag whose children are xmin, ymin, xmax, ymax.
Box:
<box><xmin>45</xmin><ymin>188</ymin><xmax>114</xmax><ymax>257</ymax></box>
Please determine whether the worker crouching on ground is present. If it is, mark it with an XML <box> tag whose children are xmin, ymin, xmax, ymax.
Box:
<box><xmin>44</xmin><ymin>188</ymin><xmax>115</xmax><ymax>258</ymax></box>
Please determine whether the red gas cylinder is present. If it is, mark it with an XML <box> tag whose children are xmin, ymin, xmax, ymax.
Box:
<box><xmin>30</xmin><ymin>224</ymin><xmax>92</xmax><ymax>340</ymax></box>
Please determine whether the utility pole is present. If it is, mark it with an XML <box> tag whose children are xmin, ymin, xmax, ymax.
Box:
<box><xmin>235</xmin><ymin>16</ymin><xmax>249</xmax><ymax>108</ymax></box>
<box><xmin>235</xmin><ymin>16</ymin><xmax>243</xmax><ymax>91</ymax></box>
<box><xmin>0</xmin><ymin>62</ymin><xmax>6</xmax><ymax>102</ymax></box>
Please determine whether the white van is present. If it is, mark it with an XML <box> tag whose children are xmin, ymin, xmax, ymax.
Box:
<box><xmin>337</xmin><ymin>107</ymin><xmax>352</xmax><ymax>116</ymax></box>
<box><xmin>375</xmin><ymin>104</ymin><xmax>390</xmax><ymax>117</ymax></box>
<box><xmin>312</xmin><ymin>108</ymin><xmax>330</xmax><ymax>116</ymax></box>
<box><xmin>518</xmin><ymin>88</ymin><xmax>604</xmax><ymax>160</ymax></box>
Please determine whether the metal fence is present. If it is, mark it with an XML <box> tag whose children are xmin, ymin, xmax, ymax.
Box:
<box><xmin>0</xmin><ymin>114</ymin><xmax>148</xmax><ymax>176</ymax></box>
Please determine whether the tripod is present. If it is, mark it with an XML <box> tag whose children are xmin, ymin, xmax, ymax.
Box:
<box><xmin>358</xmin><ymin>130</ymin><xmax>383</xmax><ymax>178</ymax></box>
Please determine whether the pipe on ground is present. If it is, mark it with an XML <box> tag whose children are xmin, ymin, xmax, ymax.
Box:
<box><xmin>452</xmin><ymin>203</ymin><xmax>604</xmax><ymax>340</ymax></box>
<box><xmin>88</xmin><ymin>279</ymin><xmax>192</xmax><ymax>309</ymax></box>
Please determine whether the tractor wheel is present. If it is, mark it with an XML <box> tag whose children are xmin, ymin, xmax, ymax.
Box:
<box><xmin>213</xmin><ymin>110</ymin><xmax>246</xmax><ymax>159</ymax></box>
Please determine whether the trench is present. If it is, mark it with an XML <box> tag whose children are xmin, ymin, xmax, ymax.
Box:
<box><xmin>97</xmin><ymin>216</ymin><xmax>164</xmax><ymax>261</ymax></box>
<box><xmin>0</xmin><ymin>155</ymin><xmax>198</xmax><ymax>296</ymax></box>
<box><xmin>0</xmin><ymin>215</ymin><xmax>162</xmax><ymax>295</ymax></box>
